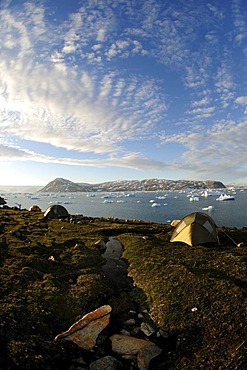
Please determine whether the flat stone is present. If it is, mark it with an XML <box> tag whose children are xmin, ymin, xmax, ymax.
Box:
<box><xmin>140</xmin><ymin>321</ymin><xmax>156</xmax><ymax>337</ymax></box>
<box><xmin>89</xmin><ymin>355</ymin><xmax>123</xmax><ymax>370</ymax></box>
<box><xmin>125</xmin><ymin>318</ymin><xmax>136</xmax><ymax>326</ymax></box>
<box><xmin>137</xmin><ymin>345</ymin><xmax>163</xmax><ymax>370</ymax></box>
<box><xmin>110</xmin><ymin>334</ymin><xmax>157</xmax><ymax>355</ymax></box>
<box><xmin>55</xmin><ymin>305</ymin><xmax>112</xmax><ymax>350</ymax></box>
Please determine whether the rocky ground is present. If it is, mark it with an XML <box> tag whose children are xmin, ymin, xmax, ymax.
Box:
<box><xmin>0</xmin><ymin>208</ymin><xmax>246</xmax><ymax>369</ymax></box>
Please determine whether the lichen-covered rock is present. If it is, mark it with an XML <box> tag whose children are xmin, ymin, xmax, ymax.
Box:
<box><xmin>55</xmin><ymin>305</ymin><xmax>112</xmax><ymax>350</ymax></box>
<box><xmin>89</xmin><ymin>355</ymin><xmax>124</xmax><ymax>370</ymax></box>
<box><xmin>137</xmin><ymin>345</ymin><xmax>163</xmax><ymax>370</ymax></box>
<box><xmin>110</xmin><ymin>334</ymin><xmax>162</xmax><ymax>370</ymax></box>
<box><xmin>110</xmin><ymin>334</ymin><xmax>159</xmax><ymax>355</ymax></box>
<box><xmin>94</xmin><ymin>239</ymin><xmax>107</xmax><ymax>253</ymax></box>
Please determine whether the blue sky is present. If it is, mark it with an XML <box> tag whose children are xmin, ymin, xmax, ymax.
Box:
<box><xmin>1</xmin><ymin>0</ymin><xmax>247</xmax><ymax>186</ymax></box>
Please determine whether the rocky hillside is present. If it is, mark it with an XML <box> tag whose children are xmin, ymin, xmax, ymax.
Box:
<box><xmin>39</xmin><ymin>177</ymin><xmax>226</xmax><ymax>193</ymax></box>
<box><xmin>38</xmin><ymin>178</ymin><xmax>89</xmax><ymax>192</ymax></box>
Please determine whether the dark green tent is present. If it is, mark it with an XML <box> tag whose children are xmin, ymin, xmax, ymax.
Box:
<box><xmin>0</xmin><ymin>196</ymin><xmax>6</xmax><ymax>206</ymax></box>
<box><xmin>43</xmin><ymin>205</ymin><xmax>69</xmax><ymax>219</ymax></box>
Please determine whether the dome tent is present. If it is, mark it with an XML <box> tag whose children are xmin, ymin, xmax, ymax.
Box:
<box><xmin>43</xmin><ymin>205</ymin><xmax>69</xmax><ymax>219</ymax></box>
<box><xmin>29</xmin><ymin>205</ymin><xmax>41</xmax><ymax>212</ymax></box>
<box><xmin>0</xmin><ymin>196</ymin><xmax>7</xmax><ymax>206</ymax></box>
<box><xmin>170</xmin><ymin>212</ymin><xmax>219</xmax><ymax>247</ymax></box>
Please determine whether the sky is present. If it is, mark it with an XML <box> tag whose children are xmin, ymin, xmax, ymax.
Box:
<box><xmin>1</xmin><ymin>0</ymin><xmax>247</xmax><ymax>186</ymax></box>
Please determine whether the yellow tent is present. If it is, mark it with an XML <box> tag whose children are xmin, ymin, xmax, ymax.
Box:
<box><xmin>29</xmin><ymin>205</ymin><xmax>41</xmax><ymax>212</ymax></box>
<box><xmin>170</xmin><ymin>212</ymin><xmax>219</xmax><ymax>247</ymax></box>
<box><xmin>43</xmin><ymin>204</ymin><xmax>69</xmax><ymax>219</ymax></box>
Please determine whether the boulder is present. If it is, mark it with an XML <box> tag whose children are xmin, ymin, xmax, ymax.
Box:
<box><xmin>55</xmin><ymin>305</ymin><xmax>112</xmax><ymax>350</ymax></box>
<box><xmin>137</xmin><ymin>345</ymin><xmax>163</xmax><ymax>370</ymax></box>
<box><xmin>110</xmin><ymin>334</ymin><xmax>160</xmax><ymax>355</ymax></box>
<box><xmin>89</xmin><ymin>355</ymin><xmax>124</xmax><ymax>370</ymax></box>
<box><xmin>110</xmin><ymin>334</ymin><xmax>162</xmax><ymax>370</ymax></box>
<box><xmin>94</xmin><ymin>239</ymin><xmax>107</xmax><ymax>253</ymax></box>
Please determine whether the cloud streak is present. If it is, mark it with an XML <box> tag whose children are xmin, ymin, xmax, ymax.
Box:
<box><xmin>161</xmin><ymin>119</ymin><xmax>247</xmax><ymax>181</ymax></box>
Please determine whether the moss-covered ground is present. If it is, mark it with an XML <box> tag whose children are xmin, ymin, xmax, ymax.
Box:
<box><xmin>0</xmin><ymin>209</ymin><xmax>246</xmax><ymax>369</ymax></box>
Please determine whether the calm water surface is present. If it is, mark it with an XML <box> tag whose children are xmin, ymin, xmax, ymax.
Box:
<box><xmin>2</xmin><ymin>190</ymin><xmax>247</xmax><ymax>228</ymax></box>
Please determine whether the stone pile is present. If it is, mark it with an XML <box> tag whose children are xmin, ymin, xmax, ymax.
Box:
<box><xmin>55</xmin><ymin>304</ymin><xmax>176</xmax><ymax>370</ymax></box>
<box><xmin>54</xmin><ymin>237</ymin><xmax>177</xmax><ymax>369</ymax></box>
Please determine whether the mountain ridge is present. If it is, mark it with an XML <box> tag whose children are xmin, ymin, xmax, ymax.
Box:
<box><xmin>39</xmin><ymin>177</ymin><xmax>226</xmax><ymax>193</ymax></box>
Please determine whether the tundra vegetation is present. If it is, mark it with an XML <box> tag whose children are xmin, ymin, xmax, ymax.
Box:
<box><xmin>0</xmin><ymin>208</ymin><xmax>246</xmax><ymax>369</ymax></box>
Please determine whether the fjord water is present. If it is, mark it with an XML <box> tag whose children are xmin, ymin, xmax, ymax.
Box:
<box><xmin>3</xmin><ymin>190</ymin><xmax>247</xmax><ymax>228</ymax></box>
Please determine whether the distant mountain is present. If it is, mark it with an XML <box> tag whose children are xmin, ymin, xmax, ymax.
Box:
<box><xmin>38</xmin><ymin>178</ymin><xmax>90</xmax><ymax>192</ymax></box>
<box><xmin>39</xmin><ymin>177</ymin><xmax>226</xmax><ymax>193</ymax></box>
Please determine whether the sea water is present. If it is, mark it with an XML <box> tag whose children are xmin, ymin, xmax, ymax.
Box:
<box><xmin>2</xmin><ymin>190</ymin><xmax>247</xmax><ymax>228</ymax></box>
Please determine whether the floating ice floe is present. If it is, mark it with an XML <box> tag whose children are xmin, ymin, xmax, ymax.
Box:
<box><xmin>202</xmin><ymin>205</ymin><xmax>214</xmax><ymax>211</ymax></box>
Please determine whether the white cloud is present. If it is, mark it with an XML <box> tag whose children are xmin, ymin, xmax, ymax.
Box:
<box><xmin>160</xmin><ymin>119</ymin><xmax>247</xmax><ymax>180</ymax></box>
<box><xmin>99</xmin><ymin>73</ymin><xmax>114</xmax><ymax>99</ymax></box>
<box><xmin>0</xmin><ymin>140</ymin><xmax>170</xmax><ymax>172</ymax></box>
<box><xmin>0</xmin><ymin>23</ymin><xmax>167</xmax><ymax>154</ymax></box>
<box><xmin>62</xmin><ymin>43</ymin><xmax>77</xmax><ymax>54</ymax></box>
<box><xmin>106</xmin><ymin>44</ymin><xmax>118</xmax><ymax>58</ymax></box>
<box><xmin>191</xmin><ymin>97</ymin><xmax>211</xmax><ymax>108</ymax></box>
<box><xmin>184</xmin><ymin>67</ymin><xmax>207</xmax><ymax>89</ymax></box>
<box><xmin>97</xmin><ymin>28</ymin><xmax>106</xmax><ymax>42</ymax></box>
<box><xmin>188</xmin><ymin>106</ymin><xmax>215</xmax><ymax>120</ymax></box>
<box><xmin>0</xmin><ymin>143</ymin><xmax>50</xmax><ymax>160</ymax></box>
<box><xmin>235</xmin><ymin>96</ymin><xmax>247</xmax><ymax>105</ymax></box>
<box><xmin>231</xmin><ymin>0</ymin><xmax>247</xmax><ymax>45</ymax></box>
<box><xmin>92</xmin><ymin>44</ymin><xmax>102</xmax><ymax>51</ymax></box>
<box><xmin>207</xmin><ymin>3</ymin><xmax>224</xmax><ymax>19</ymax></box>
<box><xmin>235</xmin><ymin>96</ymin><xmax>247</xmax><ymax>114</ymax></box>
